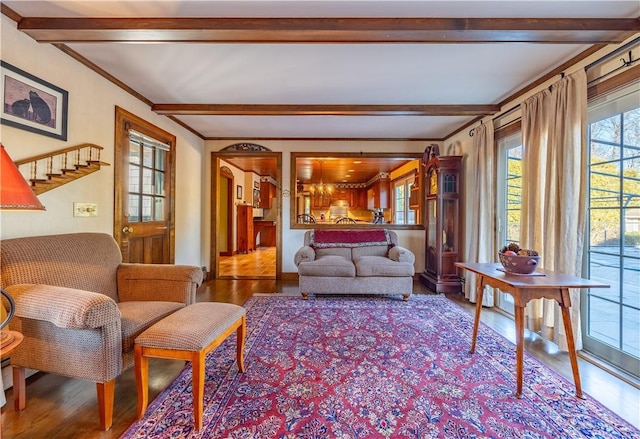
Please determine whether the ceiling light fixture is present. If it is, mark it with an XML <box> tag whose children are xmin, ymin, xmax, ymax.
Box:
<box><xmin>309</xmin><ymin>161</ymin><xmax>332</xmax><ymax>196</ymax></box>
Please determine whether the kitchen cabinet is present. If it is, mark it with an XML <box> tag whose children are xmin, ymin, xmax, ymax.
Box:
<box><xmin>367</xmin><ymin>179</ymin><xmax>390</xmax><ymax>210</ymax></box>
<box><xmin>237</xmin><ymin>205</ymin><xmax>254</xmax><ymax>253</ymax></box>
<box><xmin>419</xmin><ymin>155</ymin><xmax>462</xmax><ymax>293</ymax></box>
<box><xmin>259</xmin><ymin>181</ymin><xmax>277</xmax><ymax>208</ymax></box>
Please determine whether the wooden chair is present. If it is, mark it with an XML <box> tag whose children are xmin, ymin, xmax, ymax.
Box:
<box><xmin>296</xmin><ymin>214</ymin><xmax>316</xmax><ymax>224</ymax></box>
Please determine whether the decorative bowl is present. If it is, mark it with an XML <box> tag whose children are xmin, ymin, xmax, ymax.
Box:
<box><xmin>498</xmin><ymin>251</ymin><xmax>541</xmax><ymax>274</ymax></box>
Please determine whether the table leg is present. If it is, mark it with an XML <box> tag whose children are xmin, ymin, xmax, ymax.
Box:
<box><xmin>514</xmin><ymin>305</ymin><xmax>525</xmax><ymax>398</ymax></box>
<box><xmin>469</xmin><ymin>275</ymin><xmax>485</xmax><ymax>354</ymax></box>
<box><xmin>559</xmin><ymin>289</ymin><xmax>584</xmax><ymax>399</ymax></box>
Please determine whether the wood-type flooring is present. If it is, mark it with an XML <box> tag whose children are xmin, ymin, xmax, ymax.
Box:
<box><xmin>1</xmin><ymin>279</ymin><xmax>638</xmax><ymax>438</ymax></box>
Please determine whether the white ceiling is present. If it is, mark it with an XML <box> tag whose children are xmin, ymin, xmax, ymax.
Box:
<box><xmin>4</xmin><ymin>1</ymin><xmax>640</xmax><ymax>140</ymax></box>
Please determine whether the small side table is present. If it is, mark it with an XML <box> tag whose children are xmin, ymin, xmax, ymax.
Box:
<box><xmin>1</xmin><ymin>331</ymin><xmax>23</xmax><ymax>357</ymax></box>
<box><xmin>0</xmin><ymin>330</ymin><xmax>23</xmax><ymax>409</ymax></box>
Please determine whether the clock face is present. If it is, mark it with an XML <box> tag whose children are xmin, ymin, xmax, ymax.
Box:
<box><xmin>428</xmin><ymin>168</ymin><xmax>437</xmax><ymax>195</ymax></box>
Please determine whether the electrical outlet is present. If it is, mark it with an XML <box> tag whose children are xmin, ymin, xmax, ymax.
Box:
<box><xmin>73</xmin><ymin>202</ymin><xmax>98</xmax><ymax>217</ymax></box>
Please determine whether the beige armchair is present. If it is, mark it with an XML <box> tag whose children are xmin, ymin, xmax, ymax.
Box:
<box><xmin>0</xmin><ymin>233</ymin><xmax>203</xmax><ymax>430</ymax></box>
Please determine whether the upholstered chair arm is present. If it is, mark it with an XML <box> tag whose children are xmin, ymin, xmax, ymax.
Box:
<box><xmin>5</xmin><ymin>284</ymin><xmax>120</xmax><ymax>329</ymax></box>
<box><xmin>388</xmin><ymin>246</ymin><xmax>416</xmax><ymax>265</ymax></box>
<box><xmin>116</xmin><ymin>264</ymin><xmax>203</xmax><ymax>305</ymax></box>
<box><xmin>294</xmin><ymin>246</ymin><xmax>316</xmax><ymax>266</ymax></box>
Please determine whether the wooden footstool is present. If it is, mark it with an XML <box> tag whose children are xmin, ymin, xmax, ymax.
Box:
<box><xmin>134</xmin><ymin>302</ymin><xmax>246</xmax><ymax>430</ymax></box>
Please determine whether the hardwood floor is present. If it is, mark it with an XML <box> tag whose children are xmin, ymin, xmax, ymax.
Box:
<box><xmin>218</xmin><ymin>246</ymin><xmax>276</xmax><ymax>278</ymax></box>
<box><xmin>1</xmin><ymin>279</ymin><xmax>638</xmax><ymax>438</ymax></box>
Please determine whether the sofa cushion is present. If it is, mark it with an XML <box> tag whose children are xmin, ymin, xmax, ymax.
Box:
<box><xmin>352</xmin><ymin>245</ymin><xmax>389</xmax><ymax>259</ymax></box>
<box><xmin>298</xmin><ymin>255</ymin><xmax>356</xmax><ymax>277</ymax></box>
<box><xmin>118</xmin><ymin>301</ymin><xmax>185</xmax><ymax>353</ymax></box>
<box><xmin>354</xmin><ymin>256</ymin><xmax>415</xmax><ymax>277</ymax></box>
<box><xmin>314</xmin><ymin>247</ymin><xmax>352</xmax><ymax>259</ymax></box>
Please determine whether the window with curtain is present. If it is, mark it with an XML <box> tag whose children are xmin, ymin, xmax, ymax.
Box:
<box><xmin>393</xmin><ymin>175</ymin><xmax>416</xmax><ymax>224</ymax></box>
<box><xmin>584</xmin><ymin>80</ymin><xmax>640</xmax><ymax>377</ymax></box>
<box><xmin>496</xmin><ymin>131</ymin><xmax>523</xmax><ymax>314</ymax></box>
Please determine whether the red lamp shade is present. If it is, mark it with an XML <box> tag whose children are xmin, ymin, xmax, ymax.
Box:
<box><xmin>0</xmin><ymin>144</ymin><xmax>45</xmax><ymax>210</ymax></box>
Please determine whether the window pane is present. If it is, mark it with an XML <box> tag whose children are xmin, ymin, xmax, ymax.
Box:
<box><xmin>591</xmin><ymin>115</ymin><xmax>622</xmax><ymax>145</ymax></box>
<box><xmin>129</xmin><ymin>141</ymin><xmax>141</xmax><ymax>165</ymax></box>
<box><xmin>622</xmin><ymin>157</ymin><xmax>640</xmax><ymax>208</ymax></box>
<box><xmin>590</xmin><ymin>208</ymin><xmax>621</xmax><ymax>247</ymax></box>
<box><xmin>142</xmin><ymin>196</ymin><xmax>152</xmax><ymax>221</ymax></box>
<box><xmin>622</xmin><ymin>108</ymin><xmax>640</xmax><ymax>148</ymax></box>
<box><xmin>143</xmin><ymin>145</ymin><xmax>153</xmax><ymax>167</ymax></box>
<box><xmin>622</xmin><ymin>257</ymin><xmax>639</xmax><ymax>306</ymax></box>
<box><xmin>155</xmin><ymin>171</ymin><xmax>165</xmax><ymax>196</ymax></box>
<box><xmin>590</xmin><ymin>162</ymin><xmax>621</xmax><ymax>208</ymax></box>
<box><xmin>155</xmin><ymin>148</ymin><xmax>166</xmax><ymax>170</ymax></box>
<box><xmin>622</xmin><ymin>305</ymin><xmax>640</xmax><ymax>358</ymax></box>
<box><xmin>589</xmin><ymin>252</ymin><xmax>621</xmax><ymax>302</ymax></box>
<box><xmin>142</xmin><ymin>168</ymin><xmax>153</xmax><ymax>194</ymax></box>
<box><xmin>588</xmin><ymin>296</ymin><xmax>621</xmax><ymax>349</ymax></box>
<box><xmin>154</xmin><ymin>197</ymin><xmax>165</xmax><ymax>221</ymax></box>
<box><xmin>128</xmin><ymin>194</ymin><xmax>140</xmax><ymax>222</ymax></box>
<box><xmin>129</xmin><ymin>164</ymin><xmax>140</xmax><ymax>193</ymax></box>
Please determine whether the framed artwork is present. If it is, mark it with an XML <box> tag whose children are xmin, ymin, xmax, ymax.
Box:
<box><xmin>253</xmin><ymin>188</ymin><xmax>260</xmax><ymax>208</ymax></box>
<box><xmin>254</xmin><ymin>181</ymin><xmax>260</xmax><ymax>189</ymax></box>
<box><xmin>236</xmin><ymin>185</ymin><xmax>243</xmax><ymax>200</ymax></box>
<box><xmin>1</xmin><ymin>61</ymin><xmax>68</xmax><ymax>140</ymax></box>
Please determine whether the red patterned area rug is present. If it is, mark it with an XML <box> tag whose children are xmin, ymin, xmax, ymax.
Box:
<box><xmin>121</xmin><ymin>295</ymin><xmax>638</xmax><ymax>438</ymax></box>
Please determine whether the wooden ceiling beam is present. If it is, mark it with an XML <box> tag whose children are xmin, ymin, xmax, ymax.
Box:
<box><xmin>152</xmin><ymin>104</ymin><xmax>500</xmax><ymax>117</ymax></box>
<box><xmin>17</xmin><ymin>17</ymin><xmax>639</xmax><ymax>44</ymax></box>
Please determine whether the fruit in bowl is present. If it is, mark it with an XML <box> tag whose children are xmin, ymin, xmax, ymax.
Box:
<box><xmin>498</xmin><ymin>243</ymin><xmax>541</xmax><ymax>274</ymax></box>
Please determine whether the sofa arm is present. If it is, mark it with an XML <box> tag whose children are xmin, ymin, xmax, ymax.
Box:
<box><xmin>294</xmin><ymin>246</ymin><xmax>316</xmax><ymax>266</ymax></box>
<box><xmin>117</xmin><ymin>263</ymin><xmax>203</xmax><ymax>305</ymax></box>
<box><xmin>5</xmin><ymin>284</ymin><xmax>120</xmax><ymax>329</ymax></box>
<box><xmin>389</xmin><ymin>246</ymin><xmax>415</xmax><ymax>265</ymax></box>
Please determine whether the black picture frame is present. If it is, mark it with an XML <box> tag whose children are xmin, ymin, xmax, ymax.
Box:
<box><xmin>236</xmin><ymin>185</ymin><xmax>243</xmax><ymax>200</ymax></box>
<box><xmin>1</xmin><ymin>61</ymin><xmax>68</xmax><ymax>141</ymax></box>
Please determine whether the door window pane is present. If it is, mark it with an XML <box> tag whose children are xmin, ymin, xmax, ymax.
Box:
<box><xmin>154</xmin><ymin>197</ymin><xmax>165</xmax><ymax>221</ymax></box>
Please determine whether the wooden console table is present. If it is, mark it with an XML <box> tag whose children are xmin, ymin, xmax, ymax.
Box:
<box><xmin>455</xmin><ymin>262</ymin><xmax>609</xmax><ymax>399</ymax></box>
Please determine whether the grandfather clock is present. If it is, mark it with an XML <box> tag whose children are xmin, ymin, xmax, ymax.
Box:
<box><xmin>420</xmin><ymin>147</ymin><xmax>463</xmax><ymax>293</ymax></box>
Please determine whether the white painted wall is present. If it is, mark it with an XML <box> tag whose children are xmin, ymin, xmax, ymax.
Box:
<box><xmin>0</xmin><ymin>16</ymin><xmax>205</xmax><ymax>266</ymax></box>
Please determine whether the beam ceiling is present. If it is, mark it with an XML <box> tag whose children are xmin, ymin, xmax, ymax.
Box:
<box><xmin>152</xmin><ymin>104</ymin><xmax>500</xmax><ymax>117</ymax></box>
<box><xmin>17</xmin><ymin>17</ymin><xmax>640</xmax><ymax>44</ymax></box>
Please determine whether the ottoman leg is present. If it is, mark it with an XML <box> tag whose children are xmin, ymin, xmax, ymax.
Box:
<box><xmin>193</xmin><ymin>351</ymin><xmax>205</xmax><ymax>430</ymax></box>
<box><xmin>237</xmin><ymin>315</ymin><xmax>246</xmax><ymax>373</ymax></box>
<box><xmin>135</xmin><ymin>345</ymin><xmax>149</xmax><ymax>420</ymax></box>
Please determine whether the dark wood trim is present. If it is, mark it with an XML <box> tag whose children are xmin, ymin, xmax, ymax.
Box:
<box><xmin>153</xmin><ymin>104</ymin><xmax>499</xmax><ymax>117</ymax></box>
<box><xmin>495</xmin><ymin>120</ymin><xmax>522</xmax><ymax>140</ymax></box>
<box><xmin>166</xmin><ymin>115</ymin><xmax>206</xmax><ymax>140</ymax></box>
<box><xmin>16</xmin><ymin>17</ymin><xmax>638</xmax><ymax>44</ymax></box>
<box><xmin>205</xmin><ymin>136</ymin><xmax>445</xmax><ymax>141</ymax></box>
<box><xmin>588</xmin><ymin>63</ymin><xmax>640</xmax><ymax>99</ymax></box>
<box><xmin>53</xmin><ymin>43</ymin><xmax>154</xmax><ymax>107</ymax></box>
<box><xmin>0</xmin><ymin>3</ymin><xmax>22</xmax><ymax>23</ymax></box>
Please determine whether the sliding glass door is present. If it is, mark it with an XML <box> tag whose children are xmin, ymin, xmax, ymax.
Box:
<box><xmin>584</xmin><ymin>82</ymin><xmax>640</xmax><ymax>378</ymax></box>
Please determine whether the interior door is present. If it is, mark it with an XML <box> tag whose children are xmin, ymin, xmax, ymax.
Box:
<box><xmin>114</xmin><ymin>107</ymin><xmax>176</xmax><ymax>263</ymax></box>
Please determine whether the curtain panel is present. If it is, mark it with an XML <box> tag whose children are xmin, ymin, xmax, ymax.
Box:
<box><xmin>521</xmin><ymin>70</ymin><xmax>588</xmax><ymax>351</ymax></box>
<box><xmin>464</xmin><ymin>120</ymin><xmax>496</xmax><ymax>305</ymax></box>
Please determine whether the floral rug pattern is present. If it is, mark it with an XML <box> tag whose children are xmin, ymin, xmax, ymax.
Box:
<box><xmin>121</xmin><ymin>295</ymin><xmax>638</xmax><ymax>438</ymax></box>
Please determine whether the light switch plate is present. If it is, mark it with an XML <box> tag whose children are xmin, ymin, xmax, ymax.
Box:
<box><xmin>74</xmin><ymin>202</ymin><xmax>98</xmax><ymax>217</ymax></box>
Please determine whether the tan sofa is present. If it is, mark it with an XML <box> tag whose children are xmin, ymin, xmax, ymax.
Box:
<box><xmin>0</xmin><ymin>232</ymin><xmax>203</xmax><ymax>430</ymax></box>
<box><xmin>294</xmin><ymin>229</ymin><xmax>415</xmax><ymax>300</ymax></box>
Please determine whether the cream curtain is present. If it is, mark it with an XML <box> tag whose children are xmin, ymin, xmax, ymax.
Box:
<box><xmin>464</xmin><ymin>120</ymin><xmax>495</xmax><ymax>305</ymax></box>
<box><xmin>521</xmin><ymin>70</ymin><xmax>588</xmax><ymax>351</ymax></box>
